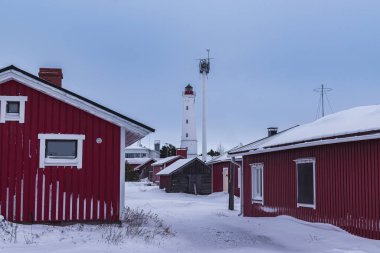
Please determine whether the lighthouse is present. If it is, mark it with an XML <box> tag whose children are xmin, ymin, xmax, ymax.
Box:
<box><xmin>180</xmin><ymin>84</ymin><xmax>198</xmax><ymax>158</ymax></box>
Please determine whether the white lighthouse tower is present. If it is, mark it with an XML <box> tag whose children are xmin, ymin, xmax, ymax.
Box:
<box><xmin>180</xmin><ymin>84</ymin><xmax>198</xmax><ymax>158</ymax></box>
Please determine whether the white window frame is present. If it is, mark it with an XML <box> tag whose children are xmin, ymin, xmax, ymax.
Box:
<box><xmin>0</xmin><ymin>96</ymin><xmax>28</xmax><ymax>123</ymax></box>
<box><xmin>251</xmin><ymin>163</ymin><xmax>264</xmax><ymax>204</ymax></box>
<box><xmin>295</xmin><ymin>158</ymin><xmax>316</xmax><ymax>209</ymax></box>
<box><xmin>38</xmin><ymin>134</ymin><xmax>85</xmax><ymax>169</ymax></box>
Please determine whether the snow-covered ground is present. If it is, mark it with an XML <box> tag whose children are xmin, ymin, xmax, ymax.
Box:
<box><xmin>1</xmin><ymin>181</ymin><xmax>380</xmax><ymax>252</ymax></box>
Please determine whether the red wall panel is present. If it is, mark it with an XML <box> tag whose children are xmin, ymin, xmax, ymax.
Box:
<box><xmin>242</xmin><ymin>139</ymin><xmax>380</xmax><ymax>239</ymax></box>
<box><xmin>211</xmin><ymin>161</ymin><xmax>240</xmax><ymax>196</ymax></box>
<box><xmin>0</xmin><ymin>80</ymin><xmax>121</xmax><ymax>223</ymax></box>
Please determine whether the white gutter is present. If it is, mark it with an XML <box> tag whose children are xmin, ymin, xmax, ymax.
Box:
<box><xmin>231</xmin><ymin>156</ymin><xmax>243</xmax><ymax>216</ymax></box>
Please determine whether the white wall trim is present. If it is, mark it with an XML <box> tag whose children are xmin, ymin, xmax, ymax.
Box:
<box><xmin>0</xmin><ymin>95</ymin><xmax>28</xmax><ymax>123</ymax></box>
<box><xmin>0</xmin><ymin>70</ymin><xmax>151</xmax><ymax>137</ymax></box>
<box><xmin>119</xmin><ymin>127</ymin><xmax>126</xmax><ymax>221</ymax></box>
<box><xmin>38</xmin><ymin>134</ymin><xmax>85</xmax><ymax>169</ymax></box>
<box><xmin>295</xmin><ymin>158</ymin><xmax>316</xmax><ymax>209</ymax></box>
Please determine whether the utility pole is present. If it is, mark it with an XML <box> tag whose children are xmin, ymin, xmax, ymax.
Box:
<box><xmin>229</xmin><ymin>159</ymin><xmax>235</xmax><ymax>210</ymax></box>
<box><xmin>314</xmin><ymin>84</ymin><xmax>333</xmax><ymax>119</ymax></box>
<box><xmin>198</xmin><ymin>49</ymin><xmax>211</xmax><ymax>162</ymax></box>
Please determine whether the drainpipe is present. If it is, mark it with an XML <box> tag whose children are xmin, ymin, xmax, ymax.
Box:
<box><xmin>231</xmin><ymin>156</ymin><xmax>243</xmax><ymax>216</ymax></box>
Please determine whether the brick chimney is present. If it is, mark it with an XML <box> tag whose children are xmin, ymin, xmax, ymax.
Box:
<box><xmin>176</xmin><ymin>148</ymin><xmax>188</xmax><ymax>159</ymax></box>
<box><xmin>38</xmin><ymin>68</ymin><xmax>63</xmax><ymax>87</ymax></box>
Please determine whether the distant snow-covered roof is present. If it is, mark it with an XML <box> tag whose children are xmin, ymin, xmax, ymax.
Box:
<box><xmin>151</xmin><ymin>156</ymin><xmax>181</xmax><ymax>166</ymax></box>
<box><xmin>126</xmin><ymin>158</ymin><xmax>154</xmax><ymax>165</ymax></box>
<box><xmin>156</xmin><ymin>157</ymin><xmax>201</xmax><ymax>176</ymax></box>
<box><xmin>207</xmin><ymin>152</ymin><xmax>242</xmax><ymax>165</ymax></box>
<box><xmin>230</xmin><ymin>105</ymin><xmax>380</xmax><ymax>155</ymax></box>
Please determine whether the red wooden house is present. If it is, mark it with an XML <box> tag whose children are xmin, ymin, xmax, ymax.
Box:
<box><xmin>0</xmin><ymin>65</ymin><xmax>154</xmax><ymax>223</ymax></box>
<box><xmin>229</xmin><ymin>106</ymin><xmax>380</xmax><ymax>239</ymax></box>
<box><xmin>207</xmin><ymin>153</ymin><xmax>241</xmax><ymax>196</ymax></box>
<box><xmin>151</xmin><ymin>155</ymin><xmax>182</xmax><ymax>183</ymax></box>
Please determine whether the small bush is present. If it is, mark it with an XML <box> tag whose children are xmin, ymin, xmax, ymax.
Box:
<box><xmin>0</xmin><ymin>217</ymin><xmax>18</xmax><ymax>243</ymax></box>
<box><xmin>100</xmin><ymin>207</ymin><xmax>172</xmax><ymax>245</ymax></box>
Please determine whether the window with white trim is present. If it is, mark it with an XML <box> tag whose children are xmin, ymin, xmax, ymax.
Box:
<box><xmin>38</xmin><ymin>134</ymin><xmax>85</xmax><ymax>169</ymax></box>
<box><xmin>0</xmin><ymin>96</ymin><xmax>28</xmax><ymax>123</ymax></box>
<box><xmin>295</xmin><ymin>158</ymin><xmax>316</xmax><ymax>208</ymax></box>
<box><xmin>251</xmin><ymin>163</ymin><xmax>264</xmax><ymax>203</ymax></box>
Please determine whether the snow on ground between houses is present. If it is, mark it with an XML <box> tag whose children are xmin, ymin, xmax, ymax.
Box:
<box><xmin>0</xmin><ymin>181</ymin><xmax>379</xmax><ymax>253</ymax></box>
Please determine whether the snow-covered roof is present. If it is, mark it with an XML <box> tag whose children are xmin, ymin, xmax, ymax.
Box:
<box><xmin>197</xmin><ymin>154</ymin><xmax>213</xmax><ymax>163</ymax></box>
<box><xmin>156</xmin><ymin>157</ymin><xmax>205</xmax><ymax>176</ymax></box>
<box><xmin>125</xmin><ymin>158</ymin><xmax>154</xmax><ymax>165</ymax></box>
<box><xmin>151</xmin><ymin>155</ymin><xmax>181</xmax><ymax>166</ymax></box>
<box><xmin>230</xmin><ymin>105</ymin><xmax>380</xmax><ymax>156</ymax></box>
<box><xmin>229</xmin><ymin>126</ymin><xmax>298</xmax><ymax>155</ymax></box>
<box><xmin>207</xmin><ymin>152</ymin><xmax>242</xmax><ymax>165</ymax></box>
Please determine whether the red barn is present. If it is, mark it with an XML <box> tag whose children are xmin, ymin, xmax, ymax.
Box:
<box><xmin>207</xmin><ymin>153</ymin><xmax>241</xmax><ymax>196</ymax></box>
<box><xmin>0</xmin><ymin>65</ymin><xmax>154</xmax><ymax>223</ymax></box>
<box><xmin>151</xmin><ymin>155</ymin><xmax>182</xmax><ymax>183</ymax></box>
<box><xmin>229</xmin><ymin>106</ymin><xmax>380</xmax><ymax>239</ymax></box>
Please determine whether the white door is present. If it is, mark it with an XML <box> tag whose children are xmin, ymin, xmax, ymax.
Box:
<box><xmin>223</xmin><ymin>168</ymin><xmax>229</xmax><ymax>193</ymax></box>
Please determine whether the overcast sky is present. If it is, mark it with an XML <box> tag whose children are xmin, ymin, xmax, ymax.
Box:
<box><xmin>1</xmin><ymin>0</ymin><xmax>380</xmax><ymax>151</ymax></box>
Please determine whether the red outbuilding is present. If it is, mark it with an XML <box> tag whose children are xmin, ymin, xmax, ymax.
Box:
<box><xmin>207</xmin><ymin>153</ymin><xmax>241</xmax><ymax>196</ymax></box>
<box><xmin>0</xmin><ymin>65</ymin><xmax>154</xmax><ymax>223</ymax></box>
<box><xmin>229</xmin><ymin>107</ymin><xmax>380</xmax><ymax>239</ymax></box>
<box><xmin>151</xmin><ymin>155</ymin><xmax>182</xmax><ymax>183</ymax></box>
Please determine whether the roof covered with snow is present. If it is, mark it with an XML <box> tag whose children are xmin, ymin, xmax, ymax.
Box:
<box><xmin>229</xmin><ymin>126</ymin><xmax>298</xmax><ymax>155</ymax></box>
<box><xmin>156</xmin><ymin>157</ymin><xmax>206</xmax><ymax>176</ymax></box>
<box><xmin>207</xmin><ymin>151</ymin><xmax>242</xmax><ymax>165</ymax></box>
<box><xmin>230</xmin><ymin>105</ymin><xmax>380</xmax><ymax>155</ymax></box>
<box><xmin>151</xmin><ymin>155</ymin><xmax>181</xmax><ymax>166</ymax></box>
<box><xmin>126</xmin><ymin>158</ymin><xmax>155</xmax><ymax>165</ymax></box>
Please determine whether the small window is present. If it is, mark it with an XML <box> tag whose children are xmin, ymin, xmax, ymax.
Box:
<box><xmin>186</xmin><ymin>133</ymin><xmax>189</xmax><ymax>138</ymax></box>
<box><xmin>186</xmin><ymin>119</ymin><xmax>189</xmax><ymax>124</ymax></box>
<box><xmin>251</xmin><ymin>163</ymin><xmax>263</xmax><ymax>203</ymax></box>
<box><xmin>38</xmin><ymin>134</ymin><xmax>85</xmax><ymax>169</ymax></box>
<box><xmin>186</xmin><ymin>106</ymin><xmax>189</xmax><ymax>110</ymax></box>
<box><xmin>0</xmin><ymin>96</ymin><xmax>28</xmax><ymax>123</ymax></box>
<box><xmin>46</xmin><ymin>140</ymin><xmax>77</xmax><ymax>159</ymax></box>
<box><xmin>6</xmin><ymin>101</ymin><xmax>20</xmax><ymax>114</ymax></box>
<box><xmin>295</xmin><ymin>158</ymin><xmax>316</xmax><ymax>208</ymax></box>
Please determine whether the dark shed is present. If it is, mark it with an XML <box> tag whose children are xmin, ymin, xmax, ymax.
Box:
<box><xmin>156</xmin><ymin>158</ymin><xmax>212</xmax><ymax>195</ymax></box>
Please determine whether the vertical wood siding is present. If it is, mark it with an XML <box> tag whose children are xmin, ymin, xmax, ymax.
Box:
<box><xmin>0</xmin><ymin>80</ymin><xmax>121</xmax><ymax>223</ymax></box>
<box><xmin>243</xmin><ymin>139</ymin><xmax>380</xmax><ymax>239</ymax></box>
<box><xmin>211</xmin><ymin>161</ymin><xmax>240</xmax><ymax>196</ymax></box>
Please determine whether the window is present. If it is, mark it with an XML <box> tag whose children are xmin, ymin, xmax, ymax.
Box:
<box><xmin>295</xmin><ymin>158</ymin><xmax>316</xmax><ymax>208</ymax></box>
<box><xmin>6</xmin><ymin>101</ymin><xmax>20</xmax><ymax>114</ymax></box>
<box><xmin>38</xmin><ymin>134</ymin><xmax>85</xmax><ymax>169</ymax></box>
<box><xmin>46</xmin><ymin>140</ymin><xmax>77</xmax><ymax>159</ymax></box>
<box><xmin>186</xmin><ymin>119</ymin><xmax>189</xmax><ymax>124</ymax></box>
<box><xmin>0</xmin><ymin>96</ymin><xmax>28</xmax><ymax>123</ymax></box>
<box><xmin>186</xmin><ymin>106</ymin><xmax>189</xmax><ymax>110</ymax></box>
<box><xmin>251</xmin><ymin>163</ymin><xmax>263</xmax><ymax>203</ymax></box>
<box><xmin>186</xmin><ymin>133</ymin><xmax>188</xmax><ymax>138</ymax></box>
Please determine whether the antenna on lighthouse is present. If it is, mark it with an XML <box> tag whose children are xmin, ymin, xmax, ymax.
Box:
<box><xmin>314</xmin><ymin>84</ymin><xmax>333</xmax><ymax>119</ymax></box>
<box><xmin>199</xmin><ymin>49</ymin><xmax>211</xmax><ymax>162</ymax></box>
